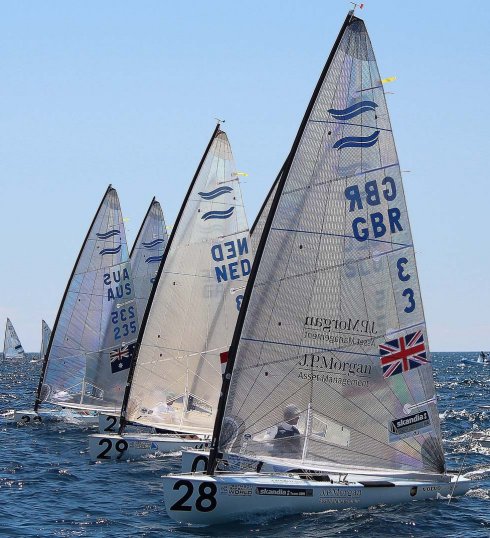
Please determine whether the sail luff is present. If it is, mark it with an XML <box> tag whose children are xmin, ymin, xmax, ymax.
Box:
<box><xmin>34</xmin><ymin>184</ymin><xmax>121</xmax><ymax>411</ymax></box>
<box><xmin>207</xmin><ymin>13</ymin><xmax>355</xmax><ymax>475</ymax></box>
<box><xmin>119</xmin><ymin>124</ymin><xmax>222</xmax><ymax>431</ymax></box>
<box><xmin>130</xmin><ymin>197</ymin><xmax>156</xmax><ymax>258</ymax></box>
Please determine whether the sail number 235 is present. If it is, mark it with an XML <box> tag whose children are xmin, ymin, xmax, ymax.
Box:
<box><xmin>170</xmin><ymin>480</ymin><xmax>217</xmax><ymax>512</ymax></box>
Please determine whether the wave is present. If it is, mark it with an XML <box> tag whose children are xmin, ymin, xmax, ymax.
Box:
<box><xmin>201</xmin><ymin>207</ymin><xmax>234</xmax><ymax>221</ymax></box>
<box><xmin>333</xmin><ymin>130</ymin><xmax>380</xmax><ymax>150</ymax></box>
<box><xmin>145</xmin><ymin>255</ymin><xmax>163</xmax><ymax>264</ymax></box>
<box><xmin>198</xmin><ymin>186</ymin><xmax>233</xmax><ymax>200</ymax></box>
<box><xmin>96</xmin><ymin>229</ymin><xmax>121</xmax><ymax>239</ymax></box>
<box><xmin>99</xmin><ymin>245</ymin><xmax>122</xmax><ymax>255</ymax></box>
<box><xmin>328</xmin><ymin>100</ymin><xmax>378</xmax><ymax>120</ymax></box>
<box><xmin>142</xmin><ymin>238</ymin><xmax>165</xmax><ymax>249</ymax></box>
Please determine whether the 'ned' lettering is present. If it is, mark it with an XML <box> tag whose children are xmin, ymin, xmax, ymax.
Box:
<box><xmin>215</xmin><ymin>259</ymin><xmax>251</xmax><ymax>283</ymax></box>
<box><xmin>211</xmin><ymin>237</ymin><xmax>249</xmax><ymax>262</ymax></box>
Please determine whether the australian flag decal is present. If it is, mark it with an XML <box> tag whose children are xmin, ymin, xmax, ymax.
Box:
<box><xmin>379</xmin><ymin>331</ymin><xmax>428</xmax><ymax>378</ymax></box>
<box><xmin>110</xmin><ymin>343</ymin><xmax>136</xmax><ymax>374</ymax></box>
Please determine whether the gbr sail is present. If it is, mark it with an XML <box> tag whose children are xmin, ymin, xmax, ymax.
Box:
<box><xmin>212</xmin><ymin>14</ymin><xmax>444</xmax><ymax>475</ymax></box>
<box><xmin>35</xmin><ymin>186</ymin><xmax>135</xmax><ymax>412</ymax></box>
<box><xmin>130</xmin><ymin>198</ymin><xmax>168</xmax><ymax>322</ymax></box>
<box><xmin>39</xmin><ymin>320</ymin><xmax>51</xmax><ymax>360</ymax></box>
<box><xmin>120</xmin><ymin>126</ymin><xmax>251</xmax><ymax>434</ymax></box>
<box><xmin>3</xmin><ymin>319</ymin><xmax>25</xmax><ymax>359</ymax></box>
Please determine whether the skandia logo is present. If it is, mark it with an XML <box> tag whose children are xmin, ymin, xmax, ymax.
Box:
<box><xmin>298</xmin><ymin>354</ymin><xmax>371</xmax><ymax>376</ymax></box>
<box><xmin>304</xmin><ymin>316</ymin><xmax>376</xmax><ymax>335</ymax></box>
<box><xmin>390</xmin><ymin>411</ymin><xmax>429</xmax><ymax>432</ymax></box>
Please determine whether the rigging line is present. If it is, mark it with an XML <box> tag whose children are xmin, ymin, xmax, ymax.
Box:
<box><xmin>356</xmin><ymin>84</ymin><xmax>383</xmax><ymax>93</ymax></box>
<box><xmin>241</xmin><ymin>336</ymin><xmax>380</xmax><ymax>358</ymax></box>
<box><xmin>309</xmin><ymin>120</ymin><xmax>392</xmax><ymax>133</ymax></box>
<box><xmin>270</xmin><ymin>227</ymin><xmax>413</xmax><ymax>248</ymax></box>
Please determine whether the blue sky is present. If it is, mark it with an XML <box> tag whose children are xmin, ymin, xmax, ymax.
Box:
<box><xmin>1</xmin><ymin>0</ymin><xmax>488</xmax><ymax>351</ymax></box>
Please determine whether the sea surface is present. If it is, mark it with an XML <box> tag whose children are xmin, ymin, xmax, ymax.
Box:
<box><xmin>1</xmin><ymin>352</ymin><xmax>489</xmax><ymax>537</ymax></box>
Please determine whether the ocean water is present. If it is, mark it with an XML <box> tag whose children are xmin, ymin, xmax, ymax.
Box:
<box><xmin>1</xmin><ymin>352</ymin><xmax>489</xmax><ymax>537</ymax></box>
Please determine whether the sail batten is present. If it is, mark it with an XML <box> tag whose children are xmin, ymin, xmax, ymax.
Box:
<box><xmin>120</xmin><ymin>128</ymin><xmax>251</xmax><ymax>434</ymax></box>
<box><xmin>210</xmin><ymin>14</ymin><xmax>444</xmax><ymax>476</ymax></box>
<box><xmin>3</xmin><ymin>319</ymin><xmax>25</xmax><ymax>359</ymax></box>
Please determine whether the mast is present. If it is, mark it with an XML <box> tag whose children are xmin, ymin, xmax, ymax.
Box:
<box><xmin>118</xmin><ymin>123</ymin><xmax>222</xmax><ymax>432</ymax></box>
<box><xmin>207</xmin><ymin>12</ymin><xmax>361</xmax><ymax>474</ymax></box>
<box><xmin>34</xmin><ymin>185</ymin><xmax>113</xmax><ymax>411</ymax></box>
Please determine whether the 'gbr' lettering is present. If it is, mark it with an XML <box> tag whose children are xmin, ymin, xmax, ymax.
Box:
<box><xmin>344</xmin><ymin>177</ymin><xmax>403</xmax><ymax>242</ymax></box>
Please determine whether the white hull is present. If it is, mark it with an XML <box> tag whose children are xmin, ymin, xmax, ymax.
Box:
<box><xmin>163</xmin><ymin>472</ymin><xmax>472</xmax><ymax>525</ymax></box>
<box><xmin>88</xmin><ymin>432</ymin><xmax>210</xmax><ymax>461</ymax></box>
<box><xmin>0</xmin><ymin>408</ymin><xmax>99</xmax><ymax>425</ymax></box>
<box><xmin>472</xmin><ymin>431</ymin><xmax>490</xmax><ymax>448</ymax></box>
<box><xmin>98</xmin><ymin>413</ymin><xmax>121</xmax><ymax>433</ymax></box>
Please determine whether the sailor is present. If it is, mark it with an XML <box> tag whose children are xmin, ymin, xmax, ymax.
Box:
<box><xmin>272</xmin><ymin>404</ymin><xmax>302</xmax><ymax>457</ymax></box>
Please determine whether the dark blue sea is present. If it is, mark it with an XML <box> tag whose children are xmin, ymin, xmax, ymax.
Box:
<box><xmin>1</xmin><ymin>352</ymin><xmax>489</xmax><ymax>537</ymax></box>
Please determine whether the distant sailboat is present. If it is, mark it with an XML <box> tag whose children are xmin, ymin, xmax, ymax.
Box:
<box><xmin>163</xmin><ymin>12</ymin><xmax>472</xmax><ymax>525</ymax></box>
<box><xmin>10</xmin><ymin>185</ymin><xmax>134</xmax><ymax>424</ymax></box>
<box><xmin>88</xmin><ymin>124</ymin><xmax>252</xmax><ymax>460</ymax></box>
<box><xmin>3</xmin><ymin>319</ymin><xmax>25</xmax><ymax>359</ymax></box>
<box><xmin>39</xmin><ymin>320</ymin><xmax>51</xmax><ymax>361</ymax></box>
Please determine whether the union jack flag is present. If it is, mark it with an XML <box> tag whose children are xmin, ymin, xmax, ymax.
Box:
<box><xmin>379</xmin><ymin>331</ymin><xmax>428</xmax><ymax>378</ymax></box>
<box><xmin>110</xmin><ymin>343</ymin><xmax>136</xmax><ymax>374</ymax></box>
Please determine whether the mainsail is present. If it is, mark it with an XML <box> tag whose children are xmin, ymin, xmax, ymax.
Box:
<box><xmin>35</xmin><ymin>186</ymin><xmax>134</xmax><ymax>412</ymax></box>
<box><xmin>120</xmin><ymin>125</ymin><xmax>251</xmax><ymax>434</ymax></box>
<box><xmin>39</xmin><ymin>320</ymin><xmax>51</xmax><ymax>360</ymax></box>
<box><xmin>211</xmin><ymin>13</ymin><xmax>444</xmax><ymax>475</ymax></box>
<box><xmin>3</xmin><ymin>318</ymin><xmax>25</xmax><ymax>359</ymax></box>
<box><xmin>130</xmin><ymin>198</ymin><xmax>168</xmax><ymax>324</ymax></box>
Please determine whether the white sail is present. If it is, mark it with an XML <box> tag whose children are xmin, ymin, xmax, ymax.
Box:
<box><xmin>39</xmin><ymin>320</ymin><xmax>51</xmax><ymax>360</ymax></box>
<box><xmin>35</xmin><ymin>186</ymin><xmax>135</xmax><ymax>412</ymax></box>
<box><xmin>213</xmin><ymin>15</ymin><xmax>444</xmax><ymax>475</ymax></box>
<box><xmin>3</xmin><ymin>318</ymin><xmax>25</xmax><ymax>359</ymax></box>
<box><xmin>121</xmin><ymin>126</ymin><xmax>251</xmax><ymax>434</ymax></box>
<box><xmin>130</xmin><ymin>198</ymin><xmax>168</xmax><ymax>325</ymax></box>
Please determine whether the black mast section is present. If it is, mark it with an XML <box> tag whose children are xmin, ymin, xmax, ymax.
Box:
<box><xmin>118</xmin><ymin>123</ymin><xmax>222</xmax><ymax>433</ymax></box>
<box><xmin>34</xmin><ymin>184</ymin><xmax>115</xmax><ymax>411</ymax></box>
<box><xmin>207</xmin><ymin>12</ymin><xmax>357</xmax><ymax>474</ymax></box>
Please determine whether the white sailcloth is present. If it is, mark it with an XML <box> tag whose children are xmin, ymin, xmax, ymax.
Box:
<box><xmin>215</xmin><ymin>16</ymin><xmax>444</xmax><ymax>475</ymax></box>
<box><xmin>39</xmin><ymin>320</ymin><xmax>51</xmax><ymax>360</ymax></box>
<box><xmin>130</xmin><ymin>198</ymin><xmax>168</xmax><ymax>324</ymax></box>
<box><xmin>122</xmin><ymin>128</ymin><xmax>251</xmax><ymax>434</ymax></box>
<box><xmin>36</xmin><ymin>186</ymin><xmax>135</xmax><ymax>412</ymax></box>
<box><xmin>3</xmin><ymin>318</ymin><xmax>25</xmax><ymax>359</ymax></box>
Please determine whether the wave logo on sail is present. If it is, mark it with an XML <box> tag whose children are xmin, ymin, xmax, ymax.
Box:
<box><xmin>333</xmin><ymin>130</ymin><xmax>380</xmax><ymax>150</ymax></box>
<box><xmin>379</xmin><ymin>331</ymin><xmax>428</xmax><ymax>378</ymax></box>
<box><xmin>328</xmin><ymin>101</ymin><xmax>378</xmax><ymax>120</ymax></box>
<box><xmin>145</xmin><ymin>255</ymin><xmax>163</xmax><ymax>264</ymax></box>
<box><xmin>100</xmin><ymin>244</ymin><xmax>122</xmax><ymax>256</ymax></box>
<box><xmin>96</xmin><ymin>229</ymin><xmax>121</xmax><ymax>239</ymax></box>
<box><xmin>201</xmin><ymin>207</ymin><xmax>235</xmax><ymax>221</ymax></box>
<box><xmin>198</xmin><ymin>186</ymin><xmax>234</xmax><ymax>200</ymax></box>
<box><xmin>142</xmin><ymin>238</ymin><xmax>165</xmax><ymax>249</ymax></box>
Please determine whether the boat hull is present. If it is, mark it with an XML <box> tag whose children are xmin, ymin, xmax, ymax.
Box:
<box><xmin>88</xmin><ymin>432</ymin><xmax>210</xmax><ymax>461</ymax></box>
<box><xmin>0</xmin><ymin>408</ymin><xmax>99</xmax><ymax>425</ymax></box>
<box><xmin>162</xmin><ymin>472</ymin><xmax>472</xmax><ymax>525</ymax></box>
<box><xmin>461</xmin><ymin>358</ymin><xmax>489</xmax><ymax>365</ymax></box>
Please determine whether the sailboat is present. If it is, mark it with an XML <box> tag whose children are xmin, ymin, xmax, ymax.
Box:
<box><xmin>162</xmin><ymin>12</ymin><xmax>472</xmax><ymax>525</ymax></box>
<box><xmin>88</xmin><ymin>124</ymin><xmax>251</xmax><ymax>460</ymax></box>
<box><xmin>11</xmin><ymin>185</ymin><xmax>133</xmax><ymax>424</ymax></box>
<box><xmin>461</xmin><ymin>351</ymin><xmax>490</xmax><ymax>366</ymax></box>
<box><xmin>98</xmin><ymin>197</ymin><xmax>168</xmax><ymax>433</ymax></box>
<box><xmin>3</xmin><ymin>319</ymin><xmax>25</xmax><ymax>360</ymax></box>
<box><xmin>38</xmin><ymin>320</ymin><xmax>51</xmax><ymax>362</ymax></box>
